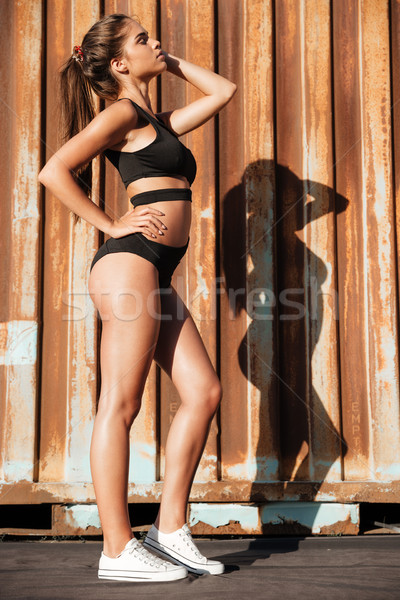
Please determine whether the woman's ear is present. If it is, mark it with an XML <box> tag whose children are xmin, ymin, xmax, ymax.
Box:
<box><xmin>110</xmin><ymin>57</ymin><xmax>128</xmax><ymax>75</ymax></box>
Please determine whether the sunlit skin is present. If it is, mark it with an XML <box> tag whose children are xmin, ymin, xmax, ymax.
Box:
<box><xmin>39</xmin><ymin>18</ymin><xmax>236</xmax><ymax>559</ymax></box>
<box><xmin>105</xmin><ymin>24</ymin><xmax>193</xmax><ymax>249</ymax></box>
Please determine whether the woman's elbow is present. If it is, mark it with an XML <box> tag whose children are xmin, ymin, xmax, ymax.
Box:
<box><xmin>216</xmin><ymin>83</ymin><xmax>237</xmax><ymax>109</ymax></box>
<box><xmin>38</xmin><ymin>164</ymin><xmax>51</xmax><ymax>186</ymax></box>
<box><xmin>38</xmin><ymin>161</ymin><xmax>59</xmax><ymax>187</ymax></box>
<box><xmin>229</xmin><ymin>82</ymin><xmax>238</xmax><ymax>97</ymax></box>
<box><xmin>222</xmin><ymin>82</ymin><xmax>238</xmax><ymax>102</ymax></box>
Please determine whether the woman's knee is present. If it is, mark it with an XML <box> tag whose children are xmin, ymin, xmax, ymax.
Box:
<box><xmin>97</xmin><ymin>394</ymin><xmax>142</xmax><ymax>429</ymax></box>
<box><xmin>208</xmin><ymin>379</ymin><xmax>223</xmax><ymax>412</ymax></box>
<box><xmin>186</xmin><ymin>378</ymin><xmax>222</xmax><ymax>415</ymax></box>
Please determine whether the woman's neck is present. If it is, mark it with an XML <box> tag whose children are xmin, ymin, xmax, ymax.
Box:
<box><xmin>119</xmin><ymin>81</ymin><xmax>151</xmax><ymax>109</ymax></box>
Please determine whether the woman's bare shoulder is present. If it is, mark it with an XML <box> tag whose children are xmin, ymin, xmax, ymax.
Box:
<box><xmin>74</xmin><ymin>98</ymin><xmax>140</xmax><ymax>154</ymax></box>
<box><xmin>45</xmin><ymin>99</ymin><xmax>140</xmax><ymax>170</ymax></box>
<box><xmin>94</xmin><ymin>98</ymin><xmax>139</xmax><ymax>131</ymax></box>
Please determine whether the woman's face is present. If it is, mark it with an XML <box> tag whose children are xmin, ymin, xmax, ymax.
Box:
<box><xmin>118</xmin><ymin>20</ymin><xmax>167</xmax><ymax>81</ymax></box>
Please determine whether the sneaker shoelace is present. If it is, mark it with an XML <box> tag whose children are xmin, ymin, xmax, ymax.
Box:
<box><xmin>178</xmin><ymin>528</ymin><xmax>205</xmax><ymax>561</ymax></box>
<box><xmin>124</xmin><ymin>540</ymin><xmax>171</xmax><ymax>568</ymax></box>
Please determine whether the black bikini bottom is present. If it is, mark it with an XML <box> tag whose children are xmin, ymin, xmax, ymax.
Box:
<box><xmin>89</xmin><ymin>188</ymin><xmax>191</xmax><ymax>289</ymax></box>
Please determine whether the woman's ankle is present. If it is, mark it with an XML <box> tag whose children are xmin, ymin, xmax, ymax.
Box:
<box><xmin>154</xmin><ymin>517</ymin><xmax>187</xmax><ymax>534</ymax></box>
<box><xmin>103</xmin><ymin>534</ymin><xmax>134</xmax><ymax>558</ymax></box>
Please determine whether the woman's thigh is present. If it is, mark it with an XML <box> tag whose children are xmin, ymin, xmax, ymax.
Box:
<box><xmin>154</xmin><ymin>287</ymin><xmax>221</xmax><ymax>404</ymax></box>
<box><xmin>88</xmin><ymin>252</ymin><xmax>162</xmax><ymax>411</ymax></box>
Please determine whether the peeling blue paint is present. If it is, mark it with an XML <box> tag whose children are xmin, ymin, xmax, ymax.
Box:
<box><xmin>1</xmin><ymin>460</ymin><xmax>34</xmax><ymax>482</ymax></box>
<box><xmin>260</xmin><ymin>502</ymin><xmax>359</xmax><ymax>533</ymax></box>
<box><xmin>130</xmin><ymin>442</ymin><xmax>157</xmax><ymax>483</ymax></box>
<box><xmin>224</xmin><ymin>462</ymin><xmax>256</xmax><ymax>480</ymax></box>
<box><xmin>255</xmin><ymin>457</ymin><xmax>280</xmax><ymax>480</ymax></box>
<box><xmin>225</xmin><ymin>458</ymin><xmax>280</xmax><ymax>482</ymax></box>
<box><xmin>189</xmin><ymin>504</ymin><xmax>259</xmax><ymax>530</ymax></box>
<box><xmin>375</xmin><ymin>464</ymin><xmax>400</xmax><ymax>478</ymax></box>
<box><xmin>63</xmin><ymin>504</ymin><xmax>101</xmax><ymax>529</ymax></box>
<box><xmin>0</xmin><ymin>321</ymin><xmax>38</xmax><ymax>365</ymax></box>
<box><xmin>188</xmin><ymin>502</ymin><xmax>359</xmax><ymax>534</ymax></box>
<box><xmin>314</xmin><ymin>459</ymin><xmax>341</xmax><ymax>468</ymax></box>
<box><xmin>313</xmin><ymin>460</ymin><xmax>342</xmax><ymax>479</ymax></box>
<box><xmin>200</xmin><ymin>207</ymin><xmax>213</xmax><ymax>218</ymax></box>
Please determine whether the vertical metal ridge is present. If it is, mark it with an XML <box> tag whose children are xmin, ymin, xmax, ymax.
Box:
<box><xmin>34</xmin><ymin>0</ymin><xmax>47</xmax><ymax>485</ymax></box>
<box><xmin>214</xmin><ymin>0</ymin><xmax>222</xmax><ymax>482</ymax></box>
<box><xmin>330</xmin><ymin>0</ymin><xmax>346</xmax><ymax>482</ymax></box>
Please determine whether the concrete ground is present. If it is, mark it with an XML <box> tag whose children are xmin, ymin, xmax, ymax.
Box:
<box><xmin>0</xmin><ymin>535</ymin><xmax>399</xmax><ymax>599</ymax></box>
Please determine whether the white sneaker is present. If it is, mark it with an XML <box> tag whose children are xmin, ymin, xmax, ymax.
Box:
<box><xmin>143</xmin><ymin>523</ymin><xmax>225</xmax><ymax>575</ymax></box>
<box><xmin>98</xmin><ymin>537</ymin><xmax>188</xmax><ymax>582</ymax></box>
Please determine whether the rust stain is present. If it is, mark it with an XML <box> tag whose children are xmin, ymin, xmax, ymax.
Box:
<box><xmin>191</xmin><ymin>519</ymin><xmax>251</xmax><ymax>536</ymax></box>
<box><xmin>319</xmin><ymin>517</ymin><xmax>359</xmax><ymax>536</ymax></box>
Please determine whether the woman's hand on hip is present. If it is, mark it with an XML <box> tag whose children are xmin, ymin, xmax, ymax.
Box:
<box><xmin>108</xmin><ymin>206</ymin><xmax>168</xmax><ymax>239</ymax></box>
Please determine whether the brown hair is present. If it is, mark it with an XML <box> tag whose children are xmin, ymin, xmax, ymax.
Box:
<box><xmin>59</xmin><ymin>13</ymin><xmax>137</xmax><ymax>223</ymax></box>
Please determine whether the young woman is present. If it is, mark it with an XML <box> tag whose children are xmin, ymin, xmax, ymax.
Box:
<box><xmin>39</xmin><ymin>13</ymin><xmax>236</xmax><ymax>583</ymax></box>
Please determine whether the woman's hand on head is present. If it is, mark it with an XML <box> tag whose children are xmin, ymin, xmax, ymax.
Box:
<box><xmin>161</xmin><ymin>50</ymin><xmax>179</xmax><ymax>72</ymax></box>
<box><xmin>108</xmin><ymin>205</ymin><xmax>168</xmax><ymax>239</ymax></box>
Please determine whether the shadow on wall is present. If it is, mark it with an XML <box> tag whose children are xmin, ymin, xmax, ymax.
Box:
<box><xmin>221</xmin><ymin>159</ymin><xmax>350</xmax><ymax>511</ymax></box>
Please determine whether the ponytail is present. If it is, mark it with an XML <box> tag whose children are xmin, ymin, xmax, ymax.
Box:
<box><xmin>59</xmin><ymin>56</ymin><xmax>95</xmax><ymax>224</ymax></box>
<box><xmin>57</xmin><ymin>14</ymin><xmax>136</xmax><ymax>224</ymax></box>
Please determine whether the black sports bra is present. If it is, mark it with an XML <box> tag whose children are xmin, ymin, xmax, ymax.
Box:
<box><xmin>103</xmin><ymin>98</ymin><xmax>197</xmax><ymax>188</ymax></box>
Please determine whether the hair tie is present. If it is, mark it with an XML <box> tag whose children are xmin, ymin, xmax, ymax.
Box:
<box><xmin>73</xmin><ymin>45</ymin><xmax>84</xmax><ymax>62</ymax></box>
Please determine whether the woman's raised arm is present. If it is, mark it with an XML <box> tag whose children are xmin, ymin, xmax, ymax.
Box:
<box><xmin>157</xmin><ymin>52</ymin><xmax>237</xmax><ymax>136</ymax></box>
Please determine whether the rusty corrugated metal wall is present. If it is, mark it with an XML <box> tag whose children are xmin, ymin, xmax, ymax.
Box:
<box><xmin>1</xmin><ymin>0</ymin><xmax>400</xmax><ymax>536</ymax></box>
